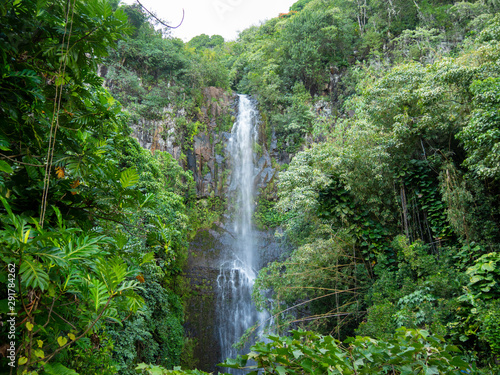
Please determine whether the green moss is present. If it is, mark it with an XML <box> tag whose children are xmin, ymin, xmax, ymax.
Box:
<box><xmin>217</xmin><ymin>113</ymin><xmax>234</xmax><ymax>133</ymax></box>
<box><xmin>214</xmin><ymin>141</ymin><xmax>224</xmax><ymax>156</ymax></box>
<box><xmin>202</xmin><ymin>163</ymin><xmax>210</xmax><ymax>176</ymax></box>
<box><xmin>253</xmin><ymin>141</ymin><xmax>263</xmax><ymax>157</ymax></box>
<box><xmin>180</xmin><ymin>337</ymin><xmax>199</xmax><ymax>370</ymax></box>
<box><xmin>254</xmin><ymin>197</ymin><xmax>283</xmax><ymax>230</ymax></box>
<box><xmin>188</xmin><ymin>197</ymin><xmax>226</xmax><ymax>235</ymax></box>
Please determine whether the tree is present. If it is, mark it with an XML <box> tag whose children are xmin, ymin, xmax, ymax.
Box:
<box><xmin>0</xmin><ymin>1</ymin><xmax>191</xmax><ymax>373</ymax></box>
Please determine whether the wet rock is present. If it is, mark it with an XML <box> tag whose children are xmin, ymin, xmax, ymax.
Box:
<box><xmin>215</xmin><ymin>154</ymin><xmax>224</xmax><ymax>165</ymax></box>
<box><xmin>194</xmin><ymin>133</ymin><xmax>211</xmax><ymax>162</ymax></box>
<box><xmin>185</xmin><ymin>225</ymin><xmax>283</xmax><ymax>372</ymax></box>
<box><xmin>186</xmin><ymin>149</ymin><xmax>196</xmax><ymax>172</ymax></box>
<box><xmin>207</xmin><ymin>159</ymin><xmax>215</xmax><ymax>174</ymax></box>
<box><xmin>257</xmin><ymin>155</ymin><xmax>269</xmax><ymax>169</ymax></box>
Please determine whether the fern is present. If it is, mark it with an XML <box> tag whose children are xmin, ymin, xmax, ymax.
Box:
<box><xmin>141</xmin><ymin>251</ymin><xmax>155</xmax><ymax>265</ymax></box>
<box><xmin>62</xmin><ymin>268</ymin><xmax>79</xmax><ymax>292</ymax></box>
<box><xmin>101</xmin><ymin>306</ymin><xmax>121</xmax><ymax>325</ymax></box>
<box><xmin>116</xmin><ymin>279</ymin><xmax>140</xmax><ymax>293</ymax></box>
<box><xmin>124</xmin><ymin>291</ymin><xmax>145</xmax><ymax>313</ymax></box>
<box><xmin>22</xmin><ymin>155</ymin><xmax>40</xmax><ymax>179</ymax></box>
<box><xmin>113</xmin><ymin>231</ymin><xmax>128</xmax><ymax>250</ymax></box>
<box><xmin>28</xmin><ymin>246</ymin><xmax>66</xmax><ymax>267</ymax></box>
<box><xmin>109</xmin><ymin>256</ymin><xmax>129</xmax><ymax>283</ymax></box>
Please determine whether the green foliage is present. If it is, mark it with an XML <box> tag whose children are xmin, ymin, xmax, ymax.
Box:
<box><xmin>117</xmin><ymin>137</ymin><xmax>195</xmax><ymax>200</ymax></box>
<box><xmin>357</xmin><ymin>237</ymin><xmax>464</xmax><ymax>340</ymax></box>
<box><xmin>189</xmin><ymin>197</ymin><xmax>225</xmax><ymax>233</ymax></box>
<box><xmin>465</xmin><ymin>252</ymin><xmax>500</xmax><ymax>301</ymax></box>
<box><xmin>394</xmin><ymin>288</ymin><xmax>436</xmax><ymax>328</ymax></box>
<box><xmin>187</xmin><ymin>34</ymin><xmax>225</xmax><ymax>51</ymax></box>
<box><xmin>220</xmin><ymin>328</ymin><xmax>469</xmax><ymax>374</ymax></box>
<box><xmin>275</xmin><ymin>118</ymin><xmax>393</xmax><ymax>251</ymax></box>
<box><xmin>480</xmin><ymin>300</ymin><xmax>500</xmax><ymax>355</ymax></box>
<box><xmin>59</xmin><ymin>330</ymin><xmax>117</xmax><ymax>374</ymax></box>
<box><xmin>290</xmin><ymin>0</ymin><xmax>313</xmax><ymax>12</ymax></box>
<box><xmin>355</xmin><ymin>302</ymin><xmax>397</xmax><ymax>341</ymax></box>
<box><xmin>44</xmin><ymin>362</ymin><xmax>81</xmax><ymax>375</ymax></box>
<box><xmin>393</xmin><ymin>27</ymin><xmax>444</xmax><ymax>63</ymax></box>
<box><xmin>136</xmin><ymin>363</ymin><xmax>210</xmax><ymax>375</ymax></box>
<box><xmin>109</xmin><ymin>282</ymin><xmax>185</xmax><ymax>374</ymax></box>
<box><xmin>111</xmin><ymin>23</ymin><xmax>187</xmax><ymax>83</ymax></box>
<box><xmin>273</xmin><ymin>83</ymin><xmax>314</xmax><ymax>152</ymax></box>
<box><xmin>2</xmin><ymin>0</ymin><xmax>500</xmax><ymax>372</ymax></box>
<box><xmin>0</xmin><ymin>199</ymin><xmax>143</xmax><ymax>372</ymax></box>
<box><xmin>254</xmin><ymin>198</ymin><xmax>283</xmax><ymax>230</ymax></box>
<box><xmin>400</xmin><ymin>159</ymin><xmax>452</xmax><ymax>244</ymax></box>
<box><xmin>450</xmin><ymin>251</ymin><xmax>500</xmax><ymax>365</ymax></box>
<box><xmin>459</xmin><ymin>76</ymin><xmax>500</xmax><ymax>180</ymax></box>
<box><xmin>0</xmin><ymin>1</ymin><xmax>192</xmax><ymax>373</ymax></box>
<box><xmin>121</xmin><ymin>167</ymin><xmax>140</xmax><ymax>188</ymax></box>
<box><xmin>186</xmin><ymin>48</ymin><xmax>231</xmax><ymax>90</ymax></box>
<box><xmin>236</xmin><ymin>6</ymin><xmax>500</xmax><ymax>372</ymax></box>
<box><xmin>254</xmin><ymin>233</ymin><xmax>367</xmax><ymax>337</ymax></box>
<box><xmin>277</xmin><ymin>1</ymin><xmax>356</xmax><ymax>94</ymax></box>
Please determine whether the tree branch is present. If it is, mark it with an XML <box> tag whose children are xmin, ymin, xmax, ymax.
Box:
<box><xmin>0</xmin><ymin>153</ymin><xmax>45</xmax><ymax>167</ymax></box>
<box><xmin>33</xmin><ymin>295</ymin><xmax>114</xmax><ymax>365</ymax></box>
<box><xmin>136</xmin><ymin>0</ymin><xmax>184</xmax><ymax>29</ymax></box>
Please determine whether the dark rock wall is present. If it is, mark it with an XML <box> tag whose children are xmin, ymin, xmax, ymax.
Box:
<box><xmin>185</xmin><ymin>225</ymin><xmax>282</xmax><ymax>373</ymax></box>
<box><xmin>125</xmin><ymin>87</ymin><xmax>282</xmax><ymax>199</ymax></box>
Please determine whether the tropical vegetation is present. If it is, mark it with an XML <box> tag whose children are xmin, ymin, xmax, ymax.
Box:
<box><xmin>1</xmin><ymin>0</ymin><xmax>500</xmax><ymax>374</ymax></box>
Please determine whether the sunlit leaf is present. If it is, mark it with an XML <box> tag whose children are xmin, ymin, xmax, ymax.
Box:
<box><xmin>0</xmin><ymin>160</ymin><xmax>13</xmax><ymax>174</ymax></box>
<box><xmin>120</xmin><ymin>167</ymin><xmax>139</xmax><ymax>188</ymax></box>
<box><xmin>57</xmin><ymin>336</ymin><xmax>68</xmax><ymax>347</ymax></box>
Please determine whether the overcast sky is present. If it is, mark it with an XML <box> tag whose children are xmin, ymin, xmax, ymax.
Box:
<box><xmin>121</xmin><ymin>0</ymin><xmax>298</xmax><ymax>42</ymax></box>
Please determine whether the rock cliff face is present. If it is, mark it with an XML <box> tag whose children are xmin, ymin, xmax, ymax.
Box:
<box><xmin>127</xmin><ymin>86</ymin><xmax>280</xmax><ymax>199</ymax></box>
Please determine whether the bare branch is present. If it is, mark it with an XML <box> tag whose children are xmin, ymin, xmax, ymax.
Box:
<box><xmin>0</xmin><ymin>153</ymin><xmax>45</xmax><ymax>167</ymax></box>
<box><xmin>136</xmin><ymin>0</ymin><xmax>184</xmax><ymax>29</ymax></box>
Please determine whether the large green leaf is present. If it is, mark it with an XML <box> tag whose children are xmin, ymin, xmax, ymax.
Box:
<box><xmin>85</xmin><ymin>277</ymin><xmax>109</xmax><ymax>312</ymax></box>
<box><xmin>62</xmin><ymin>235</ymin><xmax>106</xmax><ymax>260</ymax></box>
<box><xmin>29</xmin><ymin>246</ymin><xmax>66</xmax><ymax>267</ymax></box>
<box><xmin>0</xmin><ymin>135</ymin><xmax>11</xmax><ymax>151</ymax></box>
<box><xmin>120</xmin><ymin>167</ymin><xmax>139</xmax><ymax>188</ymax></box>
<box><xmin>0</xmin><ymin>160</ymin><xmax>13</xmax><ymax>174</ymax></box>
<box><xmin>124</xmin><ymin>291</ymin><xmax>145</xmax><ymax>312</ymax></box>
<box><xmin>43</xmin><ymin>362</ymin><xmax>80</xmax><ymax>375</ymax></box>
<box><xmin>95</xmin><ymin>256</ymin><xmax>132</xmax><ymax>293</ymax></box>
<box><xmin>20</xmin><ymin>257</ymin><xmax>50</xmax><ymax>291</ymax></box>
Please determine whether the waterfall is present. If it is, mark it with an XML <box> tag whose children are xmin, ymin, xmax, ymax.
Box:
<box><xmin>216</xmin><ymin>95</ymin><xmax>267</xmax><ymax>372</ymax></box>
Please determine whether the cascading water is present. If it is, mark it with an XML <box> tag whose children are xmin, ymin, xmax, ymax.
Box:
<box><xmin>216</xmin><ymin>95</ymin><xmax>267</xmax><ymax>373</ymax></box>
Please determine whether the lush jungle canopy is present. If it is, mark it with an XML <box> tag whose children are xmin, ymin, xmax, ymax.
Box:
<box><xmin>1</xmin><ymin>0</ymin><xmax>500</xmax><ymax>374</ymax></box>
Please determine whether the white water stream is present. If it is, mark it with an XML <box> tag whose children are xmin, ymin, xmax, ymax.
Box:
<box><xmin>216</xmin><ymin>95</ymin><xmax>267</xmax><ymax>372</ymax></box>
